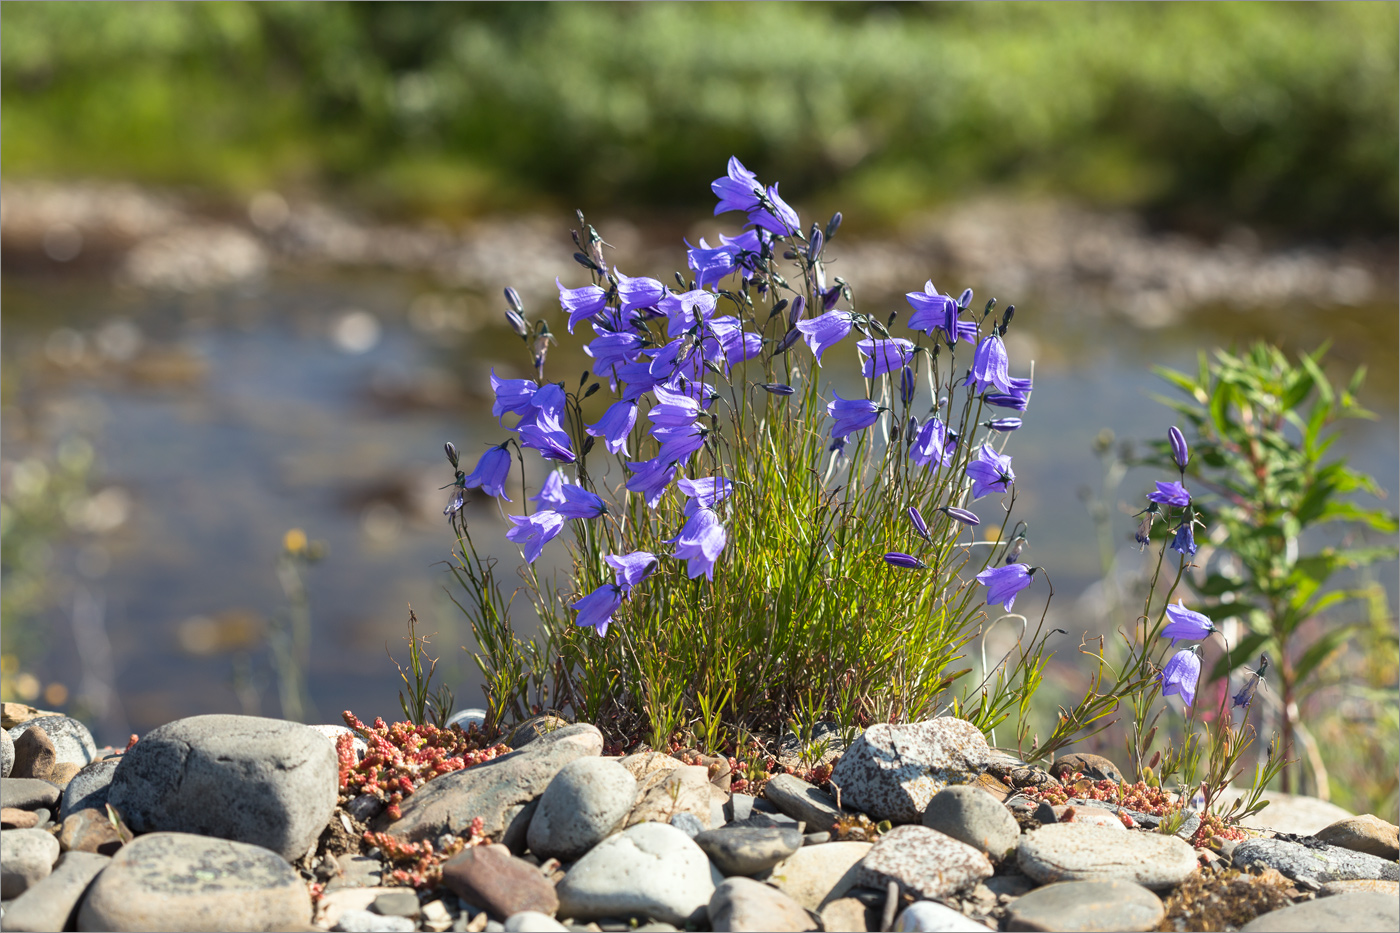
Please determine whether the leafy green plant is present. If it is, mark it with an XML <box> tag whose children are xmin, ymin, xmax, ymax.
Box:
<box><xmin>387</xmin><ymin>606</ymin><xmax>456</xmax><ymax>729</ymax></box>
<box><xmin>1147</xmin><ymin>343</ymin><xmax>1397</xmax><ymax>793</ymax></box>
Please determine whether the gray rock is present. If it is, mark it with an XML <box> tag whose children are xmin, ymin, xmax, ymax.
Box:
<box><xmin>1313</xmin><ymin>814</ymin><xmax>1400</xmax><ymax>860</ymax></box>
<box><xmin>1</xmin><ymin>777</ymin><xmax>61</xmax><ymax>810</ymax></box>
<box><xmin>763</xmin><ymin>774</ymin><xmax>845</xmax><ymax>833</ymax></box>
<box><xmin>2</xmin><ymin>851</ymin><xmax>110</xmax><ymax>932</ymax></box>
<box><xmin>828</xmin><ymin>718</ymin><xmax>992</xmax><ymax>824</ymax></box>
<box><xmin>58</xmin><ymin>757</ymin><xmax>121</xmax><ymax>821</ymax></box>
<box><xmin>371</xmin><ymin>890</ymin><xmax>421</xmax><ymax>918</ymax></box>
<box><xmin>106</xmin><ymin>714</ymin><xmax>338</xmax><ymax>861</ymax></box>
<box><xmin>803</xmin><ymin>832</ymin><xmax>831</xmax><ymax>846</ymax></box>
<box><xmin>726</xmin><ymin>793</ymin><xmax>756</xmax><ymax>822</ymax></box>
<box><xmin>1004</xmin><ymin>879</ymin><xmax>1164</xmax><ymax>932</ymax></box>
<box><xmin>345</xmin><ymin>793</ymin><xmax>386</xmax><ymax>823</ymax></box>
<box><xmin>5</xmin><ymin>716</ymin><xmax>96</xmax><ymax>769</ymax></box>
<box><xmin>896</xmin><ymin>900</ymin><xmax>995</xmax><ymax>931</ymax></box>
<box><xmin>708</xmin><ymin>876</ymin><xmax>817</xmax><ymax>931</ymax></box>
<box><xmin>671</xmin><ymin>811</ymin><xmax>705</xmax><ymax>838</ymax></box>
<box><xmin>1232</xmin><ymin>836</ymin><xmax>1400</xmax><ymax>884</ymax></box>
<box><xmin>324</xmin><ymin>855</ymin><xmax>386</xmax><ymax>893</ymax></box>
<box><xmin>502</xmin><ymin>912</ymin><xmax>568</xmax><ymax>932</ymax></box>
<box><xmin>76</xmin><ymin>831</ymin><xmax>313</xmax><ymax>932</ymax></box>
<box><xmin>555</xmin><ymin>821</ymin><xmax>719</xmax><ymax>925</ymax></box>
<box><xmin>2</xmin><ymin>727</ymin><xmax>13</xmax><ymax>777</ymax></box>
<box><xmin>855</xmin><ymin>825</ymin><xmax>993</xmax><ymax>900</ymax></box>
<box><xmin>1239</xmin><ymin>892</ymin><xmax>1400</xmax><ymax>932</ymax></box>
<box><xmin>502</xmin><ymin>715</ymin><xmax>571</xmax><ymax>750</ymax></box>
<box><xmin>1016</xmin><ymin>823</ymin><xmax>1198</xmax><ymax>891</ymax></box>
<box><xmin>694</xmin><ymin>825</ymin><xmax>804</xmax><ymax>876</ymax></box>
<box><xmin>334</xmin><ymin>908</ymin><xmax>417</xmax><ymax>932</ymax></box>
<box><xmin>922</xmin><ymin>786</ymin><xmax>1019</xmax><ymax>861</ymax></box>
<box><xmin>384</xmin><ymin>723</ymin><xmax>602</xmax><ymax>849</ymax></box>
<box><xmin>527</xmin><ymin>756</ymin><xmax>636</xmax><ymax>860</ymax></box>
<box><xmin>1</xmin><ymin>828</ymin><xmax>61</xmax><ymax>898</ymax></box>
<box><xmin>733</xmin><ymin>798</ymin><xmax>803</xmax><ymax>830</ymax></box>
<box><xmin>767</xmin><ymin>842</ymin><xmax>872</xmax><ymax>911</ymax></box>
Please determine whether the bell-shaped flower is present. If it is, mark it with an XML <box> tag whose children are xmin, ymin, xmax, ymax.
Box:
<box><xmin>976</xmin><ymin>563</ymin><xmax>1036</xmax><ymax>611</ymax></box>
<box><xmin>686</xmin><ymin>239</ymin><xmax>737</xmax><ymax>290</ymax></box>
<box><xmin>491</xmin><ymin>370</ymin><xmax>538</xmax><ymax>424</ymax></box>
<box><xmin>1161</xmin><ymin>600</ymin><xmax>1215</xmax><ymax>642</ymax></box>
<box><xmin>506</xmin><ymin>510</ymin><xmax>564</xmax><ymax>563</ymax></box>
<box><xmin>712</xmin><ymin>156</ymin><xmax>764</xmax><ymax>216</ymax></box>
<box><xmin>584</xmin><ymin>327</ymin><xmax>645</xmax><ymax>373</ymax></box>
<box><xmin>605</xmin><ymin>551</ymin><xmax>659</xmax><ymax>596</ymax></box>
<box><xmin>553</xmin><ymin>482</ymin><xmax>609</xmax><ymax>521</ymax></box>
<box><xmin>905</xmin><ymin>282</ymin><xmax>962</xmax><ymax>343</ymax></box>
<box><xmin>986</xmin><ymin>376</ymin><xmax>1033</xmax><ymax>411</ymax></box>
<box><xmin>857</xmin><ymin>337</ymin><xmax>915</xmax><ymax>379</ymax></box>
<box><xmin>678</xmin><ymin>476</ymin><xmax>733</xmax><ymax>516</ymax></box>
<box><xmin>910</xmin><ymin>417</ymin><xmax>956</xmax><ymax>469</ymax></box>
<box><xmin>1160</xmin><ymin>646</ymin><xmax>1201</xmax><ymax>708</ymax></box>
<box><xmin>1169</xmin><ymin>521</ymin><xmax>1197</xmax><ymax>556</ymax></box>
<box><xmin>647</xmin><ymin>386</ymin><xmax>703</xmax><ymax>428</ymax></box>
<box><xmin>720</xmin><ymin>229</ymin><xmax>766</xmax><ymax>279</ymax></box>
<box><xmin>747</xmin><ymin>183</ymin><xmax>800</xmax><ymax>236</ymax></box>
<box><xmin>828</xmin><ymin>392</ymin><xmax>883</xmax><ymax>440</ymax></box>
<box><xmin>964</xmin><ymin>333</ymin><xmax>1014</xmax><ymax>395</ymax></box>
<box><xmin>652</xmin><ymin>423</ymin><xmax>709</xmax><ymax>465</ymax></box>
<box><xmin>530</xmin><ymin>470</ymin><xmax>568</xmax><ymax>510</ymax></box>
<box><xmin>1147</xmin><ymin>481</ymin><xmax>1191</xmax><ymax>508</ymax></box>
<box><xmin>586</xmin><ymin>400</ymin><xmax>637</xmax><ymax>456</ymax></box>
<box><xmin>625</xmin><ymin>457</ymin><xmax>678</xmax><ymax>509</ymax></box>
<box><xmin>668</xmin><ymin>506</ymin><xmax>728</xmax><ymax>581</ymax></box>
<box><xmin>517</xmin><ymin>412</ymin><xmax>576</xmax><ymax>463</ymax></box>
<box><xmin>572</xmin><ymin>582</ymin><xmax>626</xmax><ymax>636</ymax></box>
<box><xmin>615</xmin><ymin>271</ymin><xmax>668</xmax><ymax>314</ymax></box>
<box><xmin>796</xmin><ymin>311</ymin><xmax>854</xmax><ymax>364</ymax></box>
<box><xmin>556</xmin><ymin>278</ymin><xmax>608</xmax><ymax>334</ymax></box>
<box><xmin>966</xmin><ymin>444</ymin><xmax>1014</xmax><ymax>500</ymax></box>
<box><xmin>660</xmin><ymin>290</ymin><xmax>718</xmax><ymax>338</ymax></box>
<box><xmin>462</xmin><ymin>443</ymin><xmax>513</xmax><ymax>500</ymax></box>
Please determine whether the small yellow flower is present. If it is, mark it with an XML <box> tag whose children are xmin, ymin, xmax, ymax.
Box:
<box><xmin>283</xmin><ymin>528</ymin><xmax>308</xmax><ymax>555</ymax></box>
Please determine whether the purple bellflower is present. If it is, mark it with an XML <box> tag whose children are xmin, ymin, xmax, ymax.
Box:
<box><xmin>678</xmin><ymin>476</ymin><xmax>734</xmax><ymax>515</ymax></box>
<box><xmin>586</xmin><ymin>400</ymin><xmax>638</xmax><ymax>456</ymax></box>
<box><xmin>986</xmin><ymin>376</ymin><xmax>1033</xmax><ymax>411</ymax></box>
<box><xmin>939</xmin><ymin>506</ymin><xmax>980</xmax><ymax>526</ymax></box>
<box><xmin>796</xmin><ymin>311</ymin><xmax>854</xmax><ymax>364</ymax></box>
<box><xmin>712</xmin><ymin>156</ymin><xmax>764</xmax><ymax>215</ymax></box>
<box><xmin>531</xmin><ymin>470</ymin><xmax>567</xmax><ymax>510</ymax></box>
<box><xmin>1147</xmin><ymin>481</ymin><xmax>1191</xmax><ymax>508</ymax></box>
<box><xmin>1170</xmin><ymin>521</ymin><xmax>1197</xmax><ymax>556</ymax></box>
<box><xmin>652</xmin><ymin>424</ymin><xmax>709</xmax><ymax>465</ymax></box>
<box><xmin>910</xmin><ymin>417</ymin><xmax>957</xmax><ymax>469</ymax></box>
<box><xmin>553</xmin><ymin>482</ymin><xmax>609</xmax><ymax>520</ymax></box>
<box><xmin>625</xmin><ymin>457</ymin><xmax>678</xmax><ymax>508</ymax></box>
<box><xmin>907</xmin><ymin>506</ymin><xmax>930</xmax><ymax>541</ymax></box>
<box><xmin>964</xmin><ymin>333</ymin><xmax>1014</xmax><ymax>395</ymax></box>
<box><xmin>906</xmin><ymin>282</ymin><xmax>960</xmax><ymax>340</ymax></box>
<box><xmin>884</xmin><ymin>552</ymin><xmax>926</xmax><ymax>570</ymax></box>
<box><xmin>720</xmin><ymin>229</ymin><xmax>766</xmax><ymax>279</ymax></box>
<box><xmin>462</xmin><ymin>443</ymin><xmax>513</xmax><ymax>500</ymax></box>
<box><xmin>556</xmin><ymin>278</ymin><xmax>608</xmax><ymax>334</ymax></box>
<box><xmin>648</xmin><ymin>385</ymin><xmax>703</xmax><ymax>428</ymax></box>
<box><xmin>572</xmin><ymin>583</ymin><xmax>626</xmax><ymax>637</ymax></box>
<box><xmin>606</xmin><ymin>551</ymin><xmax>659</xmax><ymax>596</ymax></box>
<box><xmin>828</xmin><ymin>392</ymin><xmax>883</xmax><ymax>439</ymax></box>
<box><xmin>506</xmin><ymin>510</ymin><xmax>564</xmax><ymax>563</ymax></box>
<box><xmin>857</xmin><ymin>338</ymin><xmax>915</xmax><ymax>379</ymax></box>
<box><xmin>1161</xmin><ymin>600</ymin><xmax>1215</xmax><ymax>642</ymax></box>
<box><xmin>491</xmin><ymin>370</ymin><xmax>538</xmax><ymax>424</ymax></box>
<box><xmin>660</xmin><ymin>290</ymin><xmax>718</xmax><ymax>338</ymax></box>
<box><xmin>1232</xmin><ymin>654</ymin><xmax>1268</xmax><ymax>709</ymax></box>
<box><xmin>748</xmin><ymin>183</ymin><xmax>800</xmax><ymax>236</ymax></box>
<box><xmin>615</xmin><ymin>272</ymin><xmax>668</xmax><ymax>314</ymax></box>
<box><xmin>966</xmin><ymin>444</ymin><xmax>1015</xmax><ymax>500</ymax></box>
<box><xmin>976</xmin><ymin>563</ymin><xmax>1037</xmax><ymax>611</ymax></box>
<box><xmin>1160</xmin><ymin>646</ymin><xmax>1202</xmax><ymax>708</ymax></box>
<box><xmin>687</xmin><ymin>239</ymin><xmax>737</xmax><ymax>290</ymax></box>
<box><xmin>668</xmin><ymin>506</ymin><xmax>728</xmax><ymax>581</ymax></box>
<box><xmin>1169</xmin><ymin>426</ymin><xmax>1189</xmax><ymax>473</ymax></box>
<box><xmin>584</xmin><ymin>327</ymin><xmax>645</xmax><ymax>373</ymax></box>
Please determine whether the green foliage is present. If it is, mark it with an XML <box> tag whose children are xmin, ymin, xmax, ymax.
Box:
<box><xmin>1150</xmin><ymin>343</ymin><xmax>1397</xmax><ymax>793</ymax></box>
<box><xmin>386</xmin><ymin>606</ymin><xmax>456</xmax><ymax>729</ymax></box>
<box><xmin>3</xmin><ymin>2</ymin><xmax>1395</xmax><ymax>234</ymax></box>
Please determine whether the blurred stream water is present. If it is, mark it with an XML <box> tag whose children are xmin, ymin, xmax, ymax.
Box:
<box><xmin>2</xmin><ymin>253</ymin><xmax>1396</xmax><ymax>746</ymax></box>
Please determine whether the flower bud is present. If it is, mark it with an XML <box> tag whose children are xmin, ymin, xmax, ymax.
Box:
<box><xmin>504</xmin><ymin>287</ymin><xmax>524</xmax><ymax>314</ymax></box>
<box><xmin>900</xmin><ymin>367</ymin><xmax>916</xmax><ymax>406</ymax></box>
<box><xmin>958</xmin><ymin>288</ymin><xmax>973</xmax><ymax>310</ymax></box>
<box><xmin>825</xmin><ymin>212</ymin><xmax>843</xmax><ymax>242</ymax></box>
<box><xmin>505</xmin><ymin>308</ymin><xmax>529</xmax><ymax>338</ymax></box>
<box><xmin>907</xmin><ymin>507</ymin><xmax>930</xmax><ymax>541</ymax></box>
<box><xmin>776</xmin><ymin>328</ymin><xmax>801</xmax><ymax>354</ymax></box>
<box><xmin>788</xmin><ymin>295</ymin><xmax>805</xmax><ymax>327</ymax></box>
<box><xmin>760</xmin><ymin>383</ymin><xmax>795</xmax><ymax>396</ymax></box>
<box><xmin>883</xmin><ymin>552</ymin><xmax>926</xmax><ymax>570</ymax></box>
<box><xmin>938</xmin><ymin>506</ymin><xmax>980</xmax><ymax>526</ymax></box>
<box><xmin>444</xmin><ymin>442</ymin><xmax>460</xmax><ymax>468</ymax></box>
<box><xmin>808</xmin><ymin>225</ymin><xmax>824</xmax><ymax>261</ymax></box>
<box><xmin>1169</xmin><ymin>426</ymin><xmax>1189</xmax><ymax>472</ymax></box>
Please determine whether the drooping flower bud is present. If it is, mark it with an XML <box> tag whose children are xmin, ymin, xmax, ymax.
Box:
<box><xmin>504</xmin><ymin>287</ymin><xmax>524</xmax><ymax>314</ymax></box>
<box><xmin>907</xmin><ymin>506</ymin><xmax>930</xmax><ymax>541</ymax></box>
<box><xmin>900</xmin><ymin>366</ymin><xmax>916</xmax><ymax>406</ymax></box>
<box><xmin>825</xmin><ymin>211</ymin><xmax>843</xmax><ymax>242</ymax></box>
<box><xmin>883</xmin><ymin>552</ymin><xmax>927</xmax><ymax>570</ymax></box>
<box><xmin>1169</xmin><ymin>426</ymin><xmax>1189</xmax><ymax>472</ymax></box>
<box><xmin>788</xmin><ymin>295</ymin><xmax>805</xmax><ymax>327</ymax></box>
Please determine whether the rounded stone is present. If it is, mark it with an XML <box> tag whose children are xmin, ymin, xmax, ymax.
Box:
<box><xmin>6</xmin><ymin>716</ymin><xmax>96</xmax><ymax>769</ymax></box>
<box><xmin>527</xmin><ymin>756</ymin><xmax>637</xmax><ymax>860</ymax></box>
<box><xmin>1</xmin><ymin>776</ymin><xmax>61</xmax><ymax>810</ymax></box>
<box><xmin>708</xmin><ymin>876</ymin><xmax>817</xmax><ymax>931</ymax></box>
<box><xmin>855</xmin><ymin>825</ymin><xmax>993</xmax><ymax>901</ymax></box>
<box><xmin>922</xmin><ymin>785</ymin><xmax>1020</xmax><ymax>861</ymax></box>
<box><xmin>331</xmin><ymin>908</ymin><xmax>416</xmax><ymax>932</ymax></box>
<box><xmin>2</xmin><ymin>851</ymin><xmax>110</xmax><ymax>932</ymax></box>
<box><xmin>77</xmin><ymin>831</ymin><xmax>312</xmax><ymax>932</ymax></box>
<box><xmin>897</xmin><ymin>900</ymin><xmax>996</xmax><ymax>931</ymax></box>
<box><xmin>502</xmin><ymin>912</ymin><xmax>569</xmax><ymax>932</ymax></box>
<box><xmin>554</xmin><ymin>821</ymin><xmax>719</xmax><ymax>925</ymax></box>
<box><xmin>1016</xmin><ymin>823</ymin><xmax>1198</xmax><ymax>891</ymax></box>
<box><xmin>2</xmin><ymin>727</ymin><xmax>13</xmax><ymax>777</ymax></box>
<box><xmin>106</xmin><ymin>714</ymin><xmax>339</xmax><ymax>861</ymax></box>
<box><xmin>694</xmin><ymin>825</ymin><xmax>804</xmax><ymax>876</ymax></box>
<box><xmin>1049</xmin><ymin>753</ymin><xmax>1125</xmax><ymax>784</ymax></box>
<box><xmin>1238</xmin><ymin>892</ymin><xmax>1400</xmax><ymax>932</ymax></box>
<box><xmin>1004</xmin><ymin>879</ymin><xmax>1164</xmax><ymax>932</ymax></box>
<box><xmin>1232</xmin><ymin>836</ymin><xmax>1400</xmax><ymax>884</ymax></box>
<box><xmin>767</xmin><ymin>841</ymin><xmax>872</xmax><ymax>911</ymax></box>
<box><xmin>1313</xmin><ymin>814</ymin><xmax>1400</xmax><ymax>861</ymax></box>
<box><xmin>1</xmin><ymin>827</ymin><xmax>61</xmax><ymax>898</ymax></box>
<box><xmin>828</xmin><ymin>718</ymin><xmax>992</xmax><ymax>823</ymax></box>
<box><xmin>442</xmin><ymin>843</ymin><xmax>559</xmax><ymax>920</ymax></box>
<box><xmin>11</xmin><ymin>725</ymin><xmax>57</xmax><ymax>780</ymax></box>
<box><xmin>59</xmin><ymin>756</ymin><xmax>122</xmax><ymax>821</ymax></box>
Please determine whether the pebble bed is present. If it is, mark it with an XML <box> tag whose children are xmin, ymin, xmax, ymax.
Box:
<box><xmin>1</xmin><ymin>704</ymin><xmax>1397</xmax><ymax>933</ymax></box>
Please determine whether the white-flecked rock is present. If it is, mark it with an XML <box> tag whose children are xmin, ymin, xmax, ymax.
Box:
<box><xmin>828</xmin><ymin>718</ymin><xmax>991</xmax><ymax>823</ymax></box>
<box><xmin>2</xmin><ymin>727</ymin><xmax>13</xmax><ymax>777</ymax></box>
<box><xmin>922</xmin><ymin>785</ymin><xmax>1020</xmax><ymax>860</ymax></box>
<box><xmin>897</xmin><ymin>900</ymin><xmax>996</xmax><ymax>932</ymax></box>
<box><xmin>502</xmin><ymin>912</ymin><xmax>569</xmax><ymax>932</ymax></box>
<box><xmin>106</xmin><ymin>714</ymin><xmax>338</xmax><ymax>861</ymax></box>
<box><xmin>5</xmin><ymin>716</ymin><xmax>96</xmax><ymax>769</ymax></box>
<box><xmin>767</xmin><ymin>841</ymin><xmax>873</xmax><ymax>911</ymax></box>
<box><xmin>1232</xmin><ymin>837</ymin><xmax>1400</xmax><ymax>884</ymax></box>
<box><xmin>384</xmin><ymin>722</ymin><xmax>602</xmax><ymax>850</ymax></box>
<box><xmin>1</xmin><ymin>827</ymin><xmax>61</xmax><ymax>898</ymax></box>
<box><xmin>856</xmin><ymin>825</ymin><xmax>993</xmax><ymax>900</ymax></box>
<box><xmin>1017</xmin><ymin>822</ymin><xmax>1198</xmax><ymax>891</ymax></box>
<box><xmin>3</xmin><ymin>851</ymin><xmax>110</xmax><ymax>932</ymax></box>
<box><xmin>708</xmin><ymin>876</ymin><xmax>817</xmax><ymax>932</ymax></box>
<box><xmin>527</xmin><ymin>756</ymin><xmax>637</xmax><ymax>860</ymax></box>
<box><xmin>59</xmin><ymin>757</ymin><xmax>121</xmax><ymax>821</ymax></box>
<box><xmin>555</xmin><ymin>821</ymin><xmax>719</xmax><ymax>925</ymax></box>
<box><xmin>77</xmin><ymin>832</ymin><xmax>312</xmax><ymax>932</ymax></box>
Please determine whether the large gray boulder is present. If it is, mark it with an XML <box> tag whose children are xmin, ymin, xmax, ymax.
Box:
<box><xmin>828</xmin><ymin>718</ymin><xmax>992</xmax><ymax>823</ymax></box>
<box><xmin>106</xmin><ymin>714</ymin><xmax>338</xmax><ymax>861</ymax></box>
<box><xmin>382</xmin><ymin>722</ymin><xmax>602</xmax><ymax>848</ymax></box>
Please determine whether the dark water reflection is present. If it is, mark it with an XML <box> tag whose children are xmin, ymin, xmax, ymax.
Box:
<box><xmin>3</xmin><ymin>264</ymin><xmax>1395</xmax><ymax>745</ymax></box>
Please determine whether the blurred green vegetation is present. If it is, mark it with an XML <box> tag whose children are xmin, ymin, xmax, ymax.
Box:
<box><xmin>3</xmin><ymin>2</ymin><xmax>1396</xmax><ymax>233</ymax></box>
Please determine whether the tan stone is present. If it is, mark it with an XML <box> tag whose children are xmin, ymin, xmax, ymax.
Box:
<box><xmin>819</xmin><ymin>896</ymin><xmax>872</xmax><ymax>932</ymax></box>
<box><xmin>2</xmin><ymin>806</ymin><xmax>40</xmax><ymax>828</ymax></box>
<box><xmin>1314</xmin><ymin>814</ymin><xmax>1399</xmax><ymax>861</ymax></box>
<box><xmin>11</xmin><ymin>725</ymin><xmax>57</xmax><ymax>781</ymax></box>
<box><xmin>1319</xmin><ymin>879</ymin><xmax>1400</xmax><ymax>897</ymax></box>
<box><xmin>49</xmin><ymin>761</ymin><xmax>82</xmax><ymax>787</ymax></box>
<box><xmin>627</xmin><ymin>765</ymin><xmax>713</xmax><ymax>829</ymax></box>
<box><xmin>1</xmin><ymin>703</ymin><xmax>63</xmax><ymax>730</ymax></box>
<box><xmin>767</xmin><ymin>841</ymin><xmax>872</xmax><ymax>911</ymax></box>
<box><xmin>59</xmin><ymin>808</ymin><xmax>125</xmax><ymax>855</ymax></box>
